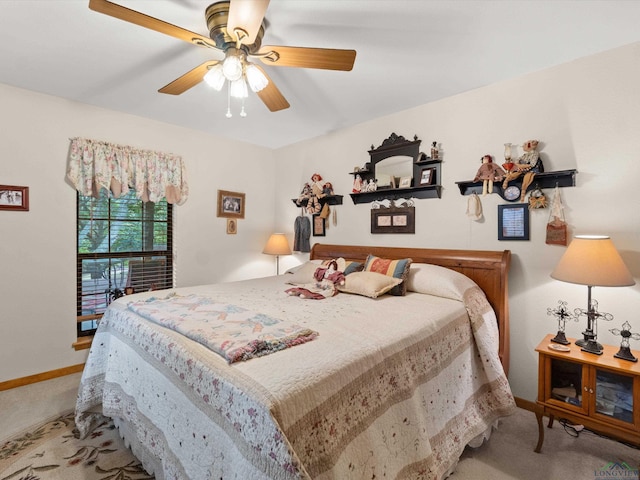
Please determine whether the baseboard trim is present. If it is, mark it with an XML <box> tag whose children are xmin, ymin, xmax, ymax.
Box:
<box><xmin>0</xmin><ymin>364</ymin><xmax>85</xmax><ymax>391</ymax></box>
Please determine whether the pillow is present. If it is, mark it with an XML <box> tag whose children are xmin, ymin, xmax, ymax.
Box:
<box><xmin>405</xmin><ymin>263</ymin><xmax>477</xmax><ymax>301</ymax></box>
<box><xmin>337</xmin><ymin>272</ymin><xmax>402</xmax><ymax>298</ymax></box>
<box><xmin>285</xmin><ymin>261</ymin><xmax>321</xmax><ymax>284</ymax></box>
<box><xmin>321</xmin><ymin>257</ymin><xmax>347</xmax><ymax>272</ymax></box>
<box><xmin>284</xmin><ymin>260</ymin><xmax>321</xmax><ymax>274</ymax></box>
<box><xmin>363</xmin><ymin>255</ymin><xmax>412</xmax><ymax>296</ymax></box>
<box><xmin>343</xmin><ymin>261</ymin><xmax>364</xmax><ymax>276</ymax></box>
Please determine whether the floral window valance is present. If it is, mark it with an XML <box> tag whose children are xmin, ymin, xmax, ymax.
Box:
<box><xmin>66</xmin><ymin>137</ymin><xmax>189</xmax><ymax>205</ymax></box>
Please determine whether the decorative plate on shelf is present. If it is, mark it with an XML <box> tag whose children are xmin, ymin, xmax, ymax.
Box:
<box><xmin>548</xmin><ymin>343</ymin><xmax>571</xmax><ymax>352</ymax></box>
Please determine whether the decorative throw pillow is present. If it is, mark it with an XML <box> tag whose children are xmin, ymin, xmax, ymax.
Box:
<box><xmin>343</xmin><ymin>261</ymin><xmax>364</xmax><ymax>276</ymax></box>
<box><xmin>363</xmin><ymin>255</ymin><xmax>412</xmax><ymax>296</ymax></box>
<box><xmin>337</xmin><ymin>272</ymin><xmax>402</xmax><ymax>298</ymax></box>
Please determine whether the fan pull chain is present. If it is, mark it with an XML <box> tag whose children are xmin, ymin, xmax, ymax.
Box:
<box><xmin>225</xmin><ymin>82</ymin><xmax>232</xmax><ymax>118</ymax></box>
<box><xmin>240</xmin><ymin>97</ymin><xmax>247</xmax><ymax>117</ymax></box>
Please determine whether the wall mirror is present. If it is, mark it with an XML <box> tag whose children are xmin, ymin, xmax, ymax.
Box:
<box><xmin>375</xmin><ymin>155</ymin><xmax>414</xmax><ymax>188</ymax></box>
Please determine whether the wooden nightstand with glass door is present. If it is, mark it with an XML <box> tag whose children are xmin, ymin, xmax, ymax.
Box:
<box><xmin>535</xmin><ymin>333</ymin><xmax>640</xmax><ymax>452</ymax></box>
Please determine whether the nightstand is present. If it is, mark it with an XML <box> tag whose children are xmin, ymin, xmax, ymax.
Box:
<box><xmin>535</xmin><ymin>333</ymin><xmax>640</xmax><ymax>452</ymax></box>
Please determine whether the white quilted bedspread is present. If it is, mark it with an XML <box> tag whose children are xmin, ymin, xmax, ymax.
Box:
<box><xmin>76</xmin><ymin>275</ymin><xmax>515</xmax><ymax>480</ymax></box>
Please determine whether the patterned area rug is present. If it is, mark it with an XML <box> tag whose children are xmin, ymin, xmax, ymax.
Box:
<box><xmin>0</xmin><ymin>411</ymin><xmax>154</xmax><ymax>480</ymax></box>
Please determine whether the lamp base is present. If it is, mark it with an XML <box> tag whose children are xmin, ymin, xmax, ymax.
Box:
<box><xmin>551</xmin><ymin>331</ymin><xmax>570</xmax><ymax>345</ymax></box>
<box><xmin>578</xmin><ymin>339</ymin><xmax>603</xmax><ymax>355</ymax></box>
<box><xmin>575</xmin><ymin>328</ymin><xmax>602</xmax><ymax>354</ymax></box>
<box><xmin>614</xmin><ymin>346</ymin><xmax>638</xmax><ymax>362</ymax></box>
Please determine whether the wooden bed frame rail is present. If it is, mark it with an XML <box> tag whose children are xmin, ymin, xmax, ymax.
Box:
<box><xmin>310</xmin><ymin>244</ymin><xmax>511</xmax><ymax>375</ymax></box>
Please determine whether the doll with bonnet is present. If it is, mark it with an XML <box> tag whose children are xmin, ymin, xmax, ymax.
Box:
<box><xmin>473</xmin><ymin>155</ymin><xmax>505</xmax><ymax>195</ymax></box>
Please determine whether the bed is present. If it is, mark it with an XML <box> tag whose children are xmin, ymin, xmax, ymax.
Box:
<box><xmin>76</xmin><ymin>244</ymin><xmax>515</xmax><ymax>480</ymax></box>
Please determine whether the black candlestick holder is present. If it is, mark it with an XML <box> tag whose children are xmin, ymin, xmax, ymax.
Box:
<box><xmin>610</xmin><ymin>321</ymin><xmax>640</xmax><ymax>362</ymax></box>
<box><xmin>547</xmin><ymin>300</ymin><xmax>575</xmax><ymax>345</ymax></box>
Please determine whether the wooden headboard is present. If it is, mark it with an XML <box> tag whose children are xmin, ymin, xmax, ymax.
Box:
<box><xmin>310</xmin><ymin>244</ymin><xmax>511</xmax><ymax>375</ymax></box>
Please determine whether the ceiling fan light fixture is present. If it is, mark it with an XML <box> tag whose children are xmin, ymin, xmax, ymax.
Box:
<box><xmin>245</xmin><ymin>63</ymin><xmax>268</xmax><ymax>92</ymax></box>
<box><xmin>230</xmin><ymin>78</ymin><xmax>248</xmax><ymax>98</ymax></box>
<box><xmin>222</xmin><ymin>53</ymin><xmax>243</xmax><ymax>82</ymax></box>
<box><xmin>203</xmin><ymin>64</ymin><xmax>225</xmax><ymax>91</ymax></box>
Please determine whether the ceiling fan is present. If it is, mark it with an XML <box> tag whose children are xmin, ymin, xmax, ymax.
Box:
<box><xmin>88</xmin><ymin>0</ymin><xmax>357</xmax><ymax>114</ymax></box>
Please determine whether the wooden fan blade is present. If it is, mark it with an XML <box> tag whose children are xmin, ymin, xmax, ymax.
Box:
<box><xmin>89</xmin><ymin>0</ymin><xmax>216</xmax><ymax>49</ymax></box>
<box><xmin>257</xmin><ymin>46</ymin><xmax>356</xmax><ymax>71</ymax></box>
<box><xmin>227</xmin><ymin>0</ymin><xmax>270</xmax><ymax>45</ymax></box>
<box><xmin>254</xmin><ymin>66</ymin><xmax>289</xmax><ymax>112</ymax></box>
<box><xmin>159</xmin><ymin>61</ymin><xmax>220</xmax><ymax>95</ymax></box>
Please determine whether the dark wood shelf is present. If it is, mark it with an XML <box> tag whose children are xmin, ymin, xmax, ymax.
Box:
<box><xmin>415</xmin><ymin>158</ymin><xmax>441</xmax><ymax>166</ymax></box>
<box><xmin>350</xmin><ymin>185</ymin><xmax>442</xmax><ymax>205</ymax></box>
<box><xmin>291</xmin><ymin>194</ymin><xmax>343</xmax><ymax>207</ymax></box>
<box><xmin>455</xmin><ymin>169</ymin><xmax>577</xmax><ymax>201</ymax></box>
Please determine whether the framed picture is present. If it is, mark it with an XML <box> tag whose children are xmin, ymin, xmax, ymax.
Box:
<box><xmin>313</xmin><ymin>214</ymin><xmax>326</xmax><ymax>236</ymax></box>
<box><xmin>226</xmin><ymin>218</ymin><xmax>237</xmax><ymax>234</ymax></box>
<box><xmin>498</xmin><ymin>203</ymin><xmax>530</xmax><ymax>241</ymax></box>
<box><xmin>398</xmin><ymin>176</ymin><xmax>412</xmax><ymax>189</ymax></box>
<box><xmin>419</xmin><ymin>167</ymin><xmax>436</xmax><ymax>185</ymax></box>
<box><xmin>0</xmin><ymin>185</ymin><xmax>29</xmax><ymax>211</ymax></box>
<box><xmin>217</xmin><ymin>190</ymin><xmax>245</xmax><ymax>219</ymax></box>
<box><xmin>371</xmin><ymin>207</ymin><xmax>415</xmax><ymax>234</ymax></box>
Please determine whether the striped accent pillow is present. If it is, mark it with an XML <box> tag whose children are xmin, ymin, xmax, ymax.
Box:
<box><xmin>363</xmin><ymin>255</ymin><xmax>412</xmax><ymax>296</ymax></box>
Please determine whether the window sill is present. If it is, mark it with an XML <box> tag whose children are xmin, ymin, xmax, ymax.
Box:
<box><xmin>72</xmin><ymin>336</ymin><xmax>93</xmax><ymax>351</ymax></box>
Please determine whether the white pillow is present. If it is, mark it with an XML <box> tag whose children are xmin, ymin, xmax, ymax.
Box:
<box><xmin>285</xmin><ymin>261</ymin><xmax>321</xmax><ymax>284</ymax></box>
<box><xmin>337</xmin><ymin>271</ymin><xmax>402</xmax><ymax>298</ymax></box>
<box><xmin>284</xmin><ymin>260</ymin><xmax>322</xmax><ymax>275</ymax></box>
<box><xmin>405</xmin><ymin>263</ymin><xmax>476</xmax><ymax>301</ymax></box>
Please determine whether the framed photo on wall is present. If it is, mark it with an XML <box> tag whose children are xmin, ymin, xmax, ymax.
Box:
<box><xmin>498</xmin><ymin>203</ymin><xmax>530</xmax><ymax>240</ymax></box>
<box><xmin>312</xmin><ymin>214</ymin><xmax>325</xmax><ymax>236</ymax></box>
<box><xmin>0</xmin><ymin>185</ymin><xmax>29</xmax><ymax>211</ymax></box>
<box><xmin>217</xmin><ymin>190</ymin><xmax>245</xmax><ymax>219</ymax></box>
<box><xmin>371</xmin><ymin>207</ymin><xmax>415</xmax><ymax>234</ymax></box>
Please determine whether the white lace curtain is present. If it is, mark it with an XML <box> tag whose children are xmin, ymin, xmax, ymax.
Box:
<box><xmin>66</xmin><ymin>137</ymin><xmax>189</xmax><ymax>204</ymax></box>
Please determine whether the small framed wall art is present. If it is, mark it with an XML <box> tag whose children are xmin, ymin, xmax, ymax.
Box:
<box><xmin>226</xmin><ymin>218</ymin><xmax>237</xmax><ymax>234</ymax></box>
<box><xmin>371</xmin><ymin>206</ymin><xmax>415</xmax><ymax>234</ymax></box>
<box><xmin>419</xmin><ymin>167</ymin><xmax>436</xmax><ymax>185</ymax></box>
<box><xmin>398</xmin><ymin>176</ymin><xmax>412</xmax><ymax>189</ymax></box>
<box><xmin>0</xmin><ymin>185</ymin><xmax>29</xmax><ymax>211</ymax></box>
<box><xmin>217</xmin><ymin>190</ymin><xmax>245</xmax><ymax>219</ymax></box>
<box><xmin>312</xmin><ymin>214</ymin><xmax>325</xmax><ymax>236</ymax></box>
<box><xmin>498</xmin><ymin>203</ymin><xmax>530</xmax><ymax>241</ymax></box>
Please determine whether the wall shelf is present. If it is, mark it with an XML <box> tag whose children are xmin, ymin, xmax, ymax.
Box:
<box><xmin>291</xmin><ymin>195</ymin><xmax>343</xmax><ymax>207</ymax></box>
<box><xmin>349</xmin><ymin>133</ymin><xmax>443</xmax><ymax>205</ymax></box>
<box><xmin>350</xmin><ymin>185</ymin><xmax>442</xmax><ymax>204</ymax></box>
<box><xmin>455</xmin><ymin>169</ymin><xmax>577</xmax><ymax>201</ymax></box>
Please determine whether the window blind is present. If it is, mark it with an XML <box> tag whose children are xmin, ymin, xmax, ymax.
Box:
<box><xmin>76</xmin><ymin>190</ymin><xmax>173</xmax><ymax>336</ymax></box>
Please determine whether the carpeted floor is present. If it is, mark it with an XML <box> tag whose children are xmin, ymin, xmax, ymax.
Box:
<box><xmin>0</xmin><ymin>411</ymin><xmax>151</xmax><ymax>480</ymax></box>
<box><xmin>1</xmin><ymin>406</ymin><xmax>637</xmax><ymax>480</ymax></box>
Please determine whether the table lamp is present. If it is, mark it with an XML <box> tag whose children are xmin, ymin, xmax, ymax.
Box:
<box><xmin>263</xmin><ymin>233</ymin><xmax>292</xmax><ymax>275</ymax></box>
<box><xmin>550</xmin><ymin>235</ymin><xmax>635</xmax><ymax>355</ymax></box>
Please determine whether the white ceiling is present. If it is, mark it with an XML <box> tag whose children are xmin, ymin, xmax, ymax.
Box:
<box><xmin>2</xmin><ymin>1</ymin><xmax>640</xmax><ymax>149</ymax></box>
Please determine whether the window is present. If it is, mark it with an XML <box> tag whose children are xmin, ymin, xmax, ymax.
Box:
<box><xmin>76</xmin><ymin>190</ymin><xmax>173</xmax><ymax>337</ymax></box>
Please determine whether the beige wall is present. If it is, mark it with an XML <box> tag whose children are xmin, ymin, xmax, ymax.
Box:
<box><xmin>1</xmin><ymin>42</ymin><xmax>639</xmax><ymax>402</ymax></box>
<box><xmin>274</xmin><ymin>42</ymin><xmax>640</xmax><ymax>401</ymax></box>
<box><xmin>0</xmin><ymin>85</ymin><xmax>275</xmax><ymax>382</ymax></box>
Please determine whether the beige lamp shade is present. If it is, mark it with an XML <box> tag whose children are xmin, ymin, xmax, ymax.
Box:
<box><xmin>551</xmin><ymin>235</ymin><xmax>635</xmax><ymax>287</ymax></box>
<box><xmin>263</xmin><ymin>233</ymin><xmax>292</xmax><ymax>256</ymax></box>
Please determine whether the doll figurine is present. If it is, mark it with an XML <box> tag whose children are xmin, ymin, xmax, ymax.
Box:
<box><xmin>474</xmin><ymin>155</ymin><xmax>506</xmax><ymax>195</ymax></box>
<box><xmin>352</xmin><ymin>174</ymin><xmax>363</xmax><ymax>193</ymax></box>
